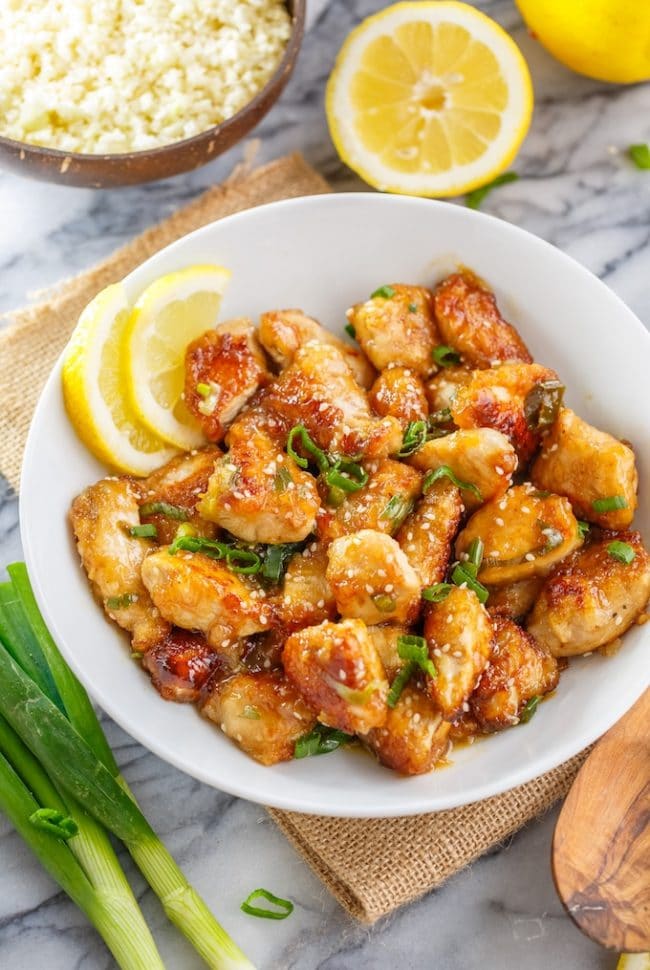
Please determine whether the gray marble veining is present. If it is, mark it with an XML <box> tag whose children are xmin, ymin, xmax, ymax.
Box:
<box><xmin>1</xmin><ymin>0</ymin><xmax>648</xmax><ymax>967</ymax></box>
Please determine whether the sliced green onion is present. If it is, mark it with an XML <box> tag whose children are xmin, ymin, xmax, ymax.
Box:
<box><xmin>433</xmin><ymin>345</ymin><xmax>461</xmax><ymax>368</ymax></box>
<box><xmin>607</xmin><ymin>540</ymin><xmax>636</xmax><ymax>564</ymax></box>
<box><xmin>397</xmin><ymin>635</ymin><xmax>436</xmax><ymax>679</ymax></box>
<box><xmin>370</xmin><ymin>284</ymin><xmax>395</xmax><ymax>299</ymax></box>
<box><xmin>344</xmin><ymin>323</ymin><xmax>356</xmax><ymax>339</ymax></box>
<box><xmin>29</xmin><ymin>807</ymin><xmax>79</xmax><ymax>840</ymax></box>
<box><xmin>286</xmin><ymin>425</ymin><xmax>330</xmax><ymax>473</ymax></box>
<box><xmin>325</xmin><ymin>460</ymin><xmax>368</xmax><ymax>494</ymax></box>
<box><xmin>294</xmin><ymin>724</ymin><xmax>354</xmax><ymax>758</ymax></box>
<box><xmin>129</xmin><ymin>524</ymin><xmax>158</xmax><ymax>539</ymax></box>
<box><xmin>451</xmin><ymin>564</ymin><xmax>489</xmax><ymax>604</ymax></box>
<box><xmin>387</xmin><ymin>662</ymin><xmax>416</xmax><ymax>708</ymax></box>
<box><xmin>169</xmin><ymin>534</ymin><xmax>262</xmax><ymax>575</ymax></box>
<box><xmin>423</xmin><ymin>465</ymin><xmax>482</xmax><ymax>501</ymax></box>
<box><xmin>261</xmin><ymin>543</ymin><xmax>302</xmax><ymax>583</ymax></box>
<box><xmin>241</xmin><ymin>705</ymin><xmax>261</xmax><ymax>720</ymax></box>
<box><xmin>398</xmin><ymin>420</ymin><xmax>428</xmax><ymax>457</ymax></box>
<box><xmin>577</xmin><ymin>520</ymin><xmax>590</xmax><ymax>540</ymax></box>
<box><xmin>273</xmin><ymin>466</ymin><xmax>293</xmax><ymax>492</ymax></box>
<box><xmin>422</xmin><ymin>583</ymin><xmax>454</xmax><ymax>603</ymax></box>
<box><xmin>326</xmin><ymin>485</ymin><xmax>346</xmax><ymax>508</ymax></box>
<box><xmin>592</xmin><ymin>495</ymin><xmax>628</xmax><ymax>514</ymax></box>
<box><xmin>408</xmin><ymin>302</ymin><xmax>417</xmax><ymax>313</ymax></box>
<box><xmin>520</xmin><ymin>695</ymin><xmax>541</xmax><ymax>723</ymax></box>
<box><xmin>330</xmin><ymin>679</ymin><xmax>379</xmax><ymax>705</ymax></box>
<box><xmin>139</xmin><ymin>502</ymin><xmax>189</xmax><ymax>521</ymax></box>
<box><xmin>380</xmin><ymin>494</ymin><xmax>415</xmax><ymax>530</ymax></box>
<box><xmin>131</xmin><ymin>651</ymin><xmax>143</xmax><ymax>661</ymax></box>
<box><xmin>466</xmin><ymin>171</ymin><xmax>519</xmax><ymax>209</ymax></box>
<box><xmin>466</xmin><ymin>537</ymin><xmax>484</xmax><ymax>571</ymax></box>
<box><xmin>524</xmin><ymin>380</ymin><xmax>565</xmax><ymax>431</ymax></box>
<box><xmin>629</xmin><ymin>143</ymin><xmax>650</xmax><ymax>170</ymax></box>
<box><xmin>195</xmin><ymin>382</ymin><xmax>211</xmax><ymax>398</ymax></box>
<box><xmin>105</xmin><ymin>593</ymin><xmax>136</xmax><ymax>610</ymax></box>
<box><xmin>372</xmin><ymin>593</ymin><xmax>396</xmax><ymax>613</ymax></box>
<box><xmin>241</xmin><ymin>888</ymin><xmax>294</xmax><ymax>920</ymax></box>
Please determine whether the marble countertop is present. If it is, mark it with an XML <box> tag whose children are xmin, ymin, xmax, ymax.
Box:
<box><xmin>1</xmin><ymin>1</ymin><xmax>647</xmax><ymax>967</ymax></box>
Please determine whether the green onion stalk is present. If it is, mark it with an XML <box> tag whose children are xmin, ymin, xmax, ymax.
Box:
<box><xmin>0</xmin><ymin>563</ymin><xmax>254</xmax><ymax>970</ymax></box>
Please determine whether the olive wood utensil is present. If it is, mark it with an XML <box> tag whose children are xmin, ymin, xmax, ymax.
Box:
<box><xmin>552</xmin><ymin>689</ymin><xmax>649</xmax><ymax>952</ymax></box>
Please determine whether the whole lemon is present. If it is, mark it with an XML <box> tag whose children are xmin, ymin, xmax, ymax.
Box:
<box><xmin>515</xmin><ymin>0</ymin><xmax>650</xmax><ymax>83</ymax></box>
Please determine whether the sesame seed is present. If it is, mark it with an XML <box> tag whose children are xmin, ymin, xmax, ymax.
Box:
<box><xmin>446</xmin><ymin>615</ymin><xmax>453</xmax><ymax>624</ymax></box>
<box><xmin>498</xmin><ymin>500</ymin><xmax>507</xmax><ymax>510</ymax></box>
<box><xmin>365</xmin><ymin>584</ymin><xmax>374</xmax><ymax>594</ymax></box>
<box><xmin>495</xmin><ymin>465</ymin><xmax>504</xmax><ymax>476</ymax></box>
<box><xmin>495</xmin><ymin>517</ymin><xmax>504</xmax><ymax>527</ymax></box>
<box><xmin>549</xmin><ymin>443</ymin><xmax>559</xmax><ymax>452</ymax></box>
<box><xmin>615</xmin><ymin>615</ymin><xmax>623</xmax><ymax>626</ymax></box>
<box><xmin>317</xmin><ymin>599</ymin><xmax>325</xmax><ymax>608</ymax></box>
<box><xmin>524</xmin><ymin>553</ymin><xmax>535</xmax><ymax>562</ymax></box>
<box><xmin>412</xmin><ymin>712</ymin><xmax>421</xmax><ymax>724</ymax></box>
<box><xmin>521</xmin><ymin>505</ymin><xmax>531</xmax><ymax>514</ymax></box>
<box><xmin>407</xmin><ymin>532</ymin><xmax>413</xmax><ymax>541</ymax></box>
<box><xmin>384</xmin><ymin>583</ymin><xmax>394</xmax><ymax>593</ymax></box>
<box><xmin>452</xmin><ymin>650</ymin><xmax>463</xmax><ymax>658</ymax></box>
<box><xmin>462</xmin><ymin>701</ymin><xmax>470</xmax><ymax>712</ymax></box>
<box><xmin>489</xmin><ymin>550</ymin><xmax>500</xmax><ymax>557</ymax></box>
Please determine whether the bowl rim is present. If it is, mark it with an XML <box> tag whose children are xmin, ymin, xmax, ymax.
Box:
<box><xmin>20</xmin><ymin>192</ymin><xmax>650</xmax><ymax>816</ymax></box>
<box><xmin>0</xmin><ymin>0</ymin><xmax>305</xmax><ymax>164</ymax></box>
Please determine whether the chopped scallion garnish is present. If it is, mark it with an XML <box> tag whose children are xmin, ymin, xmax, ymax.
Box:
<box><xmin>29</xmin><ymin>807</ymin><xmax>79</xmax><ymax>840</ymax></box>
<box><xmin>240</xmin><ymin>888</ymin><xmax>294</xmax><ymax>920</ymax></box>
<box><xmin>524</xmin><ymin>380</ymin><xmax>565</xmax><ymax>431</ymax></box>
<box><xmin>592</xmin><ymin>495</ymin><xmax>628</xmax><ymax>514</ymax></box>
<box><xmin>408</xmin><ymin>302</ymin><xmax>417</xmax><ymax>313</ymax></box>
<box><xmin>325</xmin><ymin>460</ymin><xmax>368</xmax><ymax>494</ymax></box>
<box><xmin>129</xmin><ymin>523</ymin><xmax>157</xmax><ymax>539</ymax></box>
<box><xmin>629</xmin><ymin>143</ymin><xmax>650</xmax><ymax>170</ymax></box>
<box><xmin>372</xmin><ymin>593</ymin><xmax>396</xmax><ymax>613</ymax></box>
<box><xmin>451</xmin><ymin>564</ymin><xmax>489</xmax><ymax>604</ymax></box>
<box><xmin>261</xmin><ymin>543</ymin><xmax>302</xmax><ymax>583</ymax></box>
<box><xmin>168</xmin><ymin>534</ymin><xmax>262</xmax><ymax>575</ymax></box>
<box><xmin>105</xmin><ymin>593</ymin><xmax>136</xmax><ymax>610</ymax></box>
<box><xmin>422</xmin><ymin>583</ymin><xmax>454</xmax><ymax>603</ymax></box>
<box><xmin>380</xmin><ymin>494</ymin><xmax>415</xmax><ymax>530</ymax></box>
<box><xmin>466</xmin><ymin>171</ymin><xmax>519</xmax><ymax>209</ymax></box>
<box><xmin>577</xmin><ymin>520</ymin><xmax>590</xmax><ymax>540</ymax></box>
<box><xmin>286</xmin><ymin>425</ymin><xmax>330</xmax><ymax>474</ymax></box>
<box><xmin>423</xmin><ymin>465</ymin><xmax>482</xmax><ymax>500</ymax></box>
<box><xmin>433</xmin><ymin>345</ymin><xmax>461</xmax><ymax>368</ymax></box>
<box><xmin>387</xmin><ymin>662</ymin><xmax>416</xmax><ymax>708</ymax></box>
<box><xmin>139</xmin><ymin>502</ymin><xmax>189</xmax><ymax>521</ymax></box>
<box><xmin>520</xmin><ymin>695</ymin><xmax>541</xmax><ymax>723</ymax></box>
<box><xmin>398</xmin><ymin>420</ymin><xmax>428</xmax><ymax>457</ymax></box>
<box><xmin>294</xmin><ymin>724</ymin><xmax>353</xmax><ymax>758</ymax></box>
<box><xmin>344</xmin><ymin>323</ymin><xmax>356</xmax><ymax>339</ymax></box>
<box><xmin>241</xmin><ymin>705</ymin><xmax>261</xmax><ymax>720</ymax></box>
<box><xmin>195</xmin><ymin>382</ymin><xmax>211</xmax><ymax>398</ymax></box>
<box><xmin>370</xmin><ymin>284</ymin><xmax>396</xmax><ymax>299</ymax></box>
<box><xmin>397</xmin><ymin>634</ymin><xmax>436</xmax><ymax>678</ymax></box>
<box><xmin>273</xmin><ymin>466</ymin><xmax>293</xmax><ymax>492</ymax></box>
<box><xmin>607</xmin><ymin>540</ymin><xmax>636</xmax><ymax>564</ymax></box>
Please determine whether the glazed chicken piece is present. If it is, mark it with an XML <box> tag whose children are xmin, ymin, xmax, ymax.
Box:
<box><xmin>396</xmin><ymin>479</ymin><xmax>463</xmax><ymax>587</ymax></box>
<box><xmin>424</xmin><ymin>586</ymin><xmax>493</xmax><ymax>720</ymax></box>
<box><xmin>433</xmin><ymin>271</ymin><xmax>532</xmax><ymax>369</ymax></box>
<box><xmin>316</xmin><ymin>458</ymin><xmax>422</xmax><ymax>543</ymax></box>
<box><xmin>142</xmin><ymin>628</ymin><xmax>229</xmax><ymax>703</ymax></box>
<box><xmin>264</xmin><ymin>342</ymin><xmax>402</xmax><ymax>459</ymax></box>
<box><xmin>197</xmin><ymin>419</ymin><xmax>320</xmax><ymax>545</ymax></box>
<box><xmin>407</xmin><ymin>427</ymin><xmax>517</xmax><ymax>511</ymax></box>
<box><xmin>184</xmin><ymin>319</ymin><xmax>268</xmax><ymax>442</ymax></box>
<box><xmin>141</xmin><ymin>548</ymin><xmax>272</xmax><ymax>654</ymax></box>
<box><xmin>471</xmin><ymin>617</ymin><xmax>559</xmax><ymax>730</ymax></box>
<box><xmin>283</xmin><ymin>618</ymin><xmax>389</xmax><ymax>734</ymax></box>
<box><xmin>425</xmin><ymin>366</ymin><xmax>472</xmax><ymax>413</ymax></box>
<box><xmin>271</xmin><ymin>543</ymin><xmax>336</xmax><ymax>632</ymax></box>
<box><xmin>531</xmin><ymin>408</ymin><xmax>638</xmax><ymax>529</ymax></box>
<box><xmin>201</xmin><ymin>671</ymin><xmax>317</xmax><ymax>765</ymax></box>
<box><xmin>346</xmin><ymin>284</ymin><xmax>439</xmax><ymax>376</ymax></box>
<box><xmin>326</xmin><ymin>530</ymin><xmax>422</xmax><ymax>625</ymax></box>
<box><xmin>368</xmin><ymin>366</ymin><xmax>429</xmax><ymax>427</ymax></box>
<box><xmin>70</xmin><ymin>478</ymin><xmax>169</xmax><ymax>652</ymax></box>
<box><xmin>456</xmin><ymin>484</ymin><xmax>582</xmax><ymax>586</ymax></box>
<box><xmin>137</xmin><ymin>447</ymin><xmax>220</xmax><ymax>544</ymax></box>
<box><xmin>258</xmin><ymin>309</ymin><xmax>375</xmax><ymax>388</ymax></box>
<box><xmin>451</xmin><ymin>362</ymin><xmax>562</xmax><ymax>463</ymax></box>
<box><xmin>527</xmin><ymin>531</ymin><xmax>650</xmax><ymax>656</ymax></box>
<box><xmin>365</xmin><ymin>684</ymin><xmax>451</xmax><ymax>775</ymax></box>
<box><xmin>486</xmin><ymin>577</ymin><xmax>543</xmax><ymax>621</ymax></box>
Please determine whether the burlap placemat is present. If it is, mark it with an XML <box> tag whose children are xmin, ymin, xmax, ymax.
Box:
<box><xmin>0</xmin><ymin>152</ymin><xmax>588</xmax><ymax>924</ymax></box>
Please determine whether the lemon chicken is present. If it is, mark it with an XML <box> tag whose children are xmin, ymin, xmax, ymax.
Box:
<box><xmin>71</xmin><ymin>272</ymin><xmax>649</xmax><ymax>776</ymax></box>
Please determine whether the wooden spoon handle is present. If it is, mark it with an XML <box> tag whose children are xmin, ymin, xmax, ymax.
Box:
<box><xmin>552</xmin><ymin>689</ymin><xmax>650</xmax><ymax>952</ymax></box>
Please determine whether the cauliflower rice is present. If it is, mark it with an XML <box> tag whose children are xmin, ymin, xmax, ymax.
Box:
<box><xmin>0</xmin><ymin>0</ymin><xmax>292</xmax><ymax>154</ymax></box>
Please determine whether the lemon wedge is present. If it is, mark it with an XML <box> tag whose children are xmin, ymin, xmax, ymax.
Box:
<box><xmin>326</xmin><ymin>0</ymin><xmax>533</xmax><ymax>197</ymax></box>
<box><xmin>62</xmin><ymin>283</ymin><xmax>178</xmax><ymax>476</ymax></box>
<box><xmin>617</xmin><ymin>955</ymin><xmax>650</xmax><ymax>970</ymax></box>
<box><xmin>125</xmin><ymin>265</ymin><xmax>231</xmax><ymax>450</ymax></box>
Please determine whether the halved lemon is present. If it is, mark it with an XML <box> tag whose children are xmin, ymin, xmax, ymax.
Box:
<box><xmin>125</xmin><ymin>264</ymin><xmax>231</xmax><ymax>450</ymax></box>
<box><xmin>62</xmin><ymin>283</ymin><xmax>178</xmax><ymax>475</ymax></box>
<box><xmin>326</xmin><ymin>1</ymin><xmax>533</xmax><ymax>197</ymax></box>
<box><xmin>617</xmin><ymin>955</ymin><xmax>650</xmax><ymax>970</ymax></box>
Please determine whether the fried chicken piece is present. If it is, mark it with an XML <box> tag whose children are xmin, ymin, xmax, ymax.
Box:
<box><xmin>424</xmin><ymin>586</ymin><xmax>493</xmax><ymax>720</ymax></box>
<box><xmin>270</xmin><ymin>543</ymin><xmax>336</xmax><ymax>632</ymax></box>
<box><xmin>142</xmin><ymin>628</ymin><xmax>229</xmax><ymax>703</ymax></box>
<box><xmin>201</xmin><ymin>671</ymin><xmax>317</xmax><ymax>765</ymax></box>
<box><xmin>316</xmin><ymin>458</ymin><xmax>422</xmax><ymax>544</ymax></box>
<box><xmin>531</xmin><ymin>408</ymin><xmax>638</xmax><ymax>529</ymax></box>
<box><xmin>70</xmin><ymin>478</ymin><xmax>169</xmax><ymax>652</ymax></box>
<box><xmin>258</xmin><ymin>309</ymin><xmax>375</xmax><ymax>388</ymax></box>
<box><xmin>408</xmin><ymin>428</ymin><xmax>517</xmax><ymax>511</ymax></box>
<box><xmin>527</xmin><ymin>531</ymin><xmax>650</xmax><ymax>656</ymax></box>
<box><xmin>264</xmin><ymin>342</ymin><xmax>402</xmax><ymax>459</ymax></box>
<box><xmin>137</xmin><ymin>447</ymin><xmax>220</xmax><ymax>544</ymax></box>
<box><xmin>141</xmin><ymin>548</ymin><xmax>272</xmax><ymax>651</ymax></box>
<box><xmin>456</xmin><ymin>484</ymin><xmax>583</xmax><ymax>586</ymax></box>
<box><xmin>346</xmin><ymin>284</ymin><xmax>439</xmax><ymax>376</ymax></box>
<box><xmin>368</xmin><ymin>366</ymin><xmax>429</xmax><ymax>427</ymax></box>
<box><xmin>396</xmin><ymin>479</ymin><xmax>463</xmax><ymax>587</ymax></box>
<box><xmin>184</xmin><ymin>319</ymin><xmax>268</xmax><ymax>442</ymax></box>
<box><xmin>283</xmin><ymin>618</ymin><xmax>389</xmax><ymax>734</ymax></box>
<box><xmin>486</xmin><ymin>578</ymin><xmax>543</xmax><ymax>621</ymax></box>
<box><xmin>451</xmin><ymin>362</ymin><xmax>561</xmax><ymax>463</ymax></box>
<box><xmin>471</xmin><ymin>617</ymin><xmax>559</xmax><ymax>730</ymax></box>
<box><xmin>433</xmin><ymin>271</ymin><xmax>532</xmax><ymax>369</ymax></box>
<box><xmin>365</xmin><ymin>685</ymin><xmax>451</xmax><ymax>775</ymax></box>
<box><xmin>326</xmin><ymin>530</ymin><xmax>422</xmax><ymax>625</ymax></box>
<box><xmin>197</xmin><ymin>419</ymin><xmax>320</xmax><ymax>545</ymax></box>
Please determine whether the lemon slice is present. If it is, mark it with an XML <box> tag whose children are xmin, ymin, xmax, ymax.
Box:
<box><xmin>125</xmin><ymin>264</ymin><xmax>231</xmax><ymax>450</ymax></box>
<box><xmin>326</xmin><ymin>0</ymin><xmax>533</xmax><ymax>197</ymax></box>
<box><xmin>617</xmin><ymin>955</ymin><xmax>650</xmax><ymax>970</ymax></box>
<box><xmin>62</xmin><ymin>283</ymin><xmax>178</xmax><ymax>476</ymax></box>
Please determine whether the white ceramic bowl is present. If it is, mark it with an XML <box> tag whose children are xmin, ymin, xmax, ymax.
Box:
<box><xmin>21</xmin><ymin>194</ymin><xmax>650</xmax><ymax>817</ymax></box>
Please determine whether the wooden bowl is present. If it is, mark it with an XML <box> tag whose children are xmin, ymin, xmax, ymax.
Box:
<box><xmin>0</xmin><ymin>0</ymin><xmax>304</xmax><ymax>188</ymax></box>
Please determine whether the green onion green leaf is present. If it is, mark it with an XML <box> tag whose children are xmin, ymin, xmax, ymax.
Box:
<box><xmin>592</xmin><ymin>495</ymin><xmax>628</xmax><ymax>514</ymax></box>
<box><xmin>372</xmin><ymin>593</ymin><xmax>396</xmax><ymax>613</ymax></box>
<box><xmin>628</xmin><ymin>143</ymin><xmax>650</xmax><ymax>170</ymax></box>
<box><xmin>524</xmin><ymin>380</ymin><xmax>565</xmax><ymax>431</ymax></box>
<box><xmin>607</xmin><ymin>540</ymin><xmax>636</xmax><ymax>564</ymax></box>
<box><xmin>139</xmin><ymin>502</ymin><xmax>189</xmax><ymax>521</ymax></box>
<box><xmin>433</xmin><ymin>345</ymin><xmax>461</xmax><ymax>368</ymax></box>
<box><xmin>105</xmin><ymin>593</ymin><xmax>136</xmax><ymax>610</ymax></box>
<box><xmin>380</xmin><ymin>494</ymin><xmax>415</xmax><ymax>531</ymax></box>
<box><xmin>397</xmin><ymin>634</ymin><xmax>436</xmax><ymax>678</ymax></box>
<box><xmin>294</xmin><ymin>724</ymin><xmax>354</xmax><ymax>758</ymax></box>
<box><xmin>240</xmin><ymin>888</ymin><xmax>294</xmax><ymax>920</ymax></box>
<box><xmin>344</xmin><ymin>323</ymin><xmax>356</xmax><ymax>339</ymax></box>
<box><xmin>451</xmin><ymin>564</ymin><xmax>489</xmax><ymax>604</ymax></box>
<box><xmin>273</xmin><ymin>466</ymin><xmax>293</xmax><ymax>492</ymax></box>
<box><xmin>168</xmin><ymin>534</ymin><xmax>262</xmax><ymax>575</ymax></box>
<box><xmin>423</xmin><ymin>465</ymin><xmax>482</xmax><ymax>500</ymax></box>
<box><xmin>286</xmin><ymin>425</ymin><xmax>330</xmax><ymax>474</ymax></box>
<box><xmin>29</xmin><ymin>807</ymin><xmax>79</xmax><ymax>841</ymax></box>
<box><xmin>129</xmin><ymin>523</ymin><xmax>157</xmax><ymax>539</ymax></box>
<box><xmin>387</xmin><ymin>662</ymin><xmax>416</xmax><ymax>708</ymax></box>
<box><xmin>195</xmin><ymin>382</ymin><xmax>211</xmax><ymax>398</ymax></box>
<box><xmin>577</xmin><ymin>520</ymin><xmax>590</xmax><ymax>540</ymax></box>
<box><xmin>520</xmin><ymin>695</ymin><xmax>541</xmax><ymax>724</ymax></box>
<box><xmin>370</xmin><ymin>284</ymin><xmax>396</xmax><ymax>299</ymax></box>
<box><xmin>466</xmin><ymin>171</ymin><xmax>519</xmax><ymax>209</ymax></box>
<box><xmin>241</xmin><ymin>705</ymin><xmax>261</xmax><ymax>720</ymax></box>
<box><xmin>398</xmin><ymin>420</ymin><xmax>428</xmax><ymax>457</ymax></box>
<box><xmin>408</xmin><ymin>302</ymin><xmax>418</xmax><ymax>313</ymax></box>
<box><xmin>422</xmin><ymin>583</ymin><xmax>454</xmax><ymax>603</ymax></box>
<box><xmin>261</xmin><ymin>543</ymin><xmax>302</xmax><ymax>583</ymax></box>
